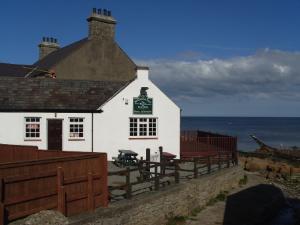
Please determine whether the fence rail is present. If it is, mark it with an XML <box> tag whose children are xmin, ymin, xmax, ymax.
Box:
<box><xmin>0</xmin><ymin>145</ymin><xmax>108</xmax><ymax>225</ymax></box>
<box><xmin>109</xmin><ymin>152</ymin><xmax>236</xmax><ymax>201</ymax></box>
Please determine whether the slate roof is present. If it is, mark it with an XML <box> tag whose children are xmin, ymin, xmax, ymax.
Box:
<box><xmin>34</xmin><ymin>38</ymin><xmax>88</xmax><ymax>69</ymax></box>
<box><xmin>0</xmin><ymin>77</ymin><xmax>130</xmax><ymax>112</ymax></box>
<box><xmin>0</xmin><ymin>63</ymin><xmax>40</xmax><ymax>77</ymax></box>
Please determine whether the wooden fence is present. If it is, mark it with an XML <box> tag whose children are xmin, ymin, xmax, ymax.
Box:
<box><xmin>109</xmin><ymin>152</ymin><xmax>235</xmax><ymax>200</ymax></box>
<box><xmin>181</xmin><ymin>130</ymin><xmax>237</xmax><ymax>162</ymax></box>
<box><xmin>0</xmin><ymin>145</ymin><xmax>108</xmax><ymax>225</ymax></box>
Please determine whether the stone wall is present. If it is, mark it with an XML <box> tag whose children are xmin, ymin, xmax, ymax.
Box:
<box><xmin>70</xmin><ymin>166</ymin><xmax>245</xmax><ymax>225</ymax></box>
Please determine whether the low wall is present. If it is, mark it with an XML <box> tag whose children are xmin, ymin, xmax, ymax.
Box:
<box><xmin>70</xmin><ymin>166</ymin><xmax>244</xmax><ymax>225</ymax></box>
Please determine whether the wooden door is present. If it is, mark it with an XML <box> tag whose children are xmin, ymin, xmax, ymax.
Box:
<box><xmin>48</xmin><ymin>119</ymin><xmax>63</xmax><ymax>150</ymax></box>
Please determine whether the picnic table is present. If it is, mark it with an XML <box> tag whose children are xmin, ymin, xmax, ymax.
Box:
<box><xmin>112</xmin><ymin>150</ymin><xmax>139</xmax><ymax>167</ymax></box>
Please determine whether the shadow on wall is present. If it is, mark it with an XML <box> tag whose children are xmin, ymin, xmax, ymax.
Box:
<box><xmin>223</xmin><ymin>184</ymin><xmax>285</xmax><ymax>225</ymax></box>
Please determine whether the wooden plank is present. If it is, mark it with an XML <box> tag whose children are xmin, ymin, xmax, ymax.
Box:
<box><xmin>5</xmin><ymin>189</ymin><xmax>57</xmax><ymax>206</ymax></box>
<box><xmin>0</xmin><ymin>203</ymin><xmax>4</xmax><ymax>225</ymax></box>
<box><xmin>8</xmin><ymin>202</ymin><xmax>57</xmax><ymax>221</ymax></box>
<box><xmin>66</xmin><ymin>192</ymin><xmax>88</xmax><ymax>203</ymax></box>
<box><xmin>0</xmin><ymin>179</ymin><xmax>3</xmax><ymax>203</ymax></box>
<box><xmin>64</xmin><ymin>176</ymin><xmax>87</xmax><ymax>185</ymax></box>
<box><xmin>4</xmin><ymin>171</ymin><xmax>56</xmax><ymax>184</ymax></box>
<box><xmin>87</xmin><ymin>172</ymin><xmax>94</xmax><ymax>211</ymax></box>
<box><xmin>57</xmin><ymin>167</ymin><xmax>66</xmax><ymax>215</ymax></box>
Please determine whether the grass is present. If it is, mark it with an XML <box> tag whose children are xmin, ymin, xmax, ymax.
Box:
<box><xmin>166</xmin><ymin>190</ymin><xmax>230</xmax><ymax>224</ymax></box>
<box><xmin>166</xmin><ymin>215</ymin><xmax>188</xmax><ymax>225</ymax></box>
<box><xmin>190</xmin><ymin>206</ymin><xmax>205</xmax><ymax>217</ymax></box>
<box><xmin>207</xmin><ymin>190</ymin><xmax>229</xmax><ymax>206</ymax></box>
<box><xmin>239</xmin><ymin>175</ymin><xmax>248</xmax><ymax>186</ymax></box>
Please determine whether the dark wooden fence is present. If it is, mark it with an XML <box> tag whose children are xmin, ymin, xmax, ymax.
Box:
<box><xmin>109</xmin><ymin>152</ymin><xmax>235</xmax><ymax>200</ymax></box>
<box><xmin>181</xmin><ymin>130</ymin><xmax>237</xmax><ymax>162</ymax></box>
<box><xmin>0</xmin><ymin>145</ymin><xmax>108</xmax><ymax>225</ymax></box>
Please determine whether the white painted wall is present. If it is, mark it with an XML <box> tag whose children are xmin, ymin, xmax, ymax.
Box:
<box><xmin>0</xmin><ymin>112</ymin><xmax>93</xmax><ymax>151</ymax></box>
<box><xmin>0</xmin><ymin>69</ymin><xmax>181</xmax><ymax>160</ymax></box>
<box><xmin>93</xmin><ymin>68</ymin><xmax>181</xmax><ymax>160</ymax></box>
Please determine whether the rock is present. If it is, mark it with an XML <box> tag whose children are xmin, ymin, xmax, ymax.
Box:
<box><xmin>9</xmin><ymin>210</ymin><xmax>69</xmax><ymax>225</ymax></box>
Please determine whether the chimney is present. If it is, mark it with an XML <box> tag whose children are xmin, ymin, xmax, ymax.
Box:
<box><xmin>38</xmin><ymin>37</ymin><xmax>60</xmax><ymax>60</ymax></box>
<box><xmin>87</xmin><ymin>8</ymin><xmax>117</xmax><ymax>40</ymax></box>
<box><xmin>136</xmin><ymin>66</ymin><xmax>149</xmax><ymax>81</ymax></box>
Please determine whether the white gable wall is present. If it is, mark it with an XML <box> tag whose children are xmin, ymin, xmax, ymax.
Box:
<box><xmin>93</xmin><ymin>69</ymin><xmax>180</xmax><ymax>160</ymax></box>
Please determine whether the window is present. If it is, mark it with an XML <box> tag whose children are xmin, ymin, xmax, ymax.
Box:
<box><xmin>129</xmin><ymin>118</ymin><xmax>157</xmax><ymax>137</ymax></box>
<box><xmin>69</xmin><ymin>118</ymin><xmax>84</xmax><ymax>139</ymax></box>
<box><xmin>25</xmin><ymin>117</ymin><xmax>40</xmax><ymax>139</ymax></box>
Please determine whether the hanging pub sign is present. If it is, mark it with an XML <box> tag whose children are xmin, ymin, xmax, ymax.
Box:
<box><xmin>133</xmin><ymin>87</ymin><xmax>153</xmax><ymax>114</ymax></box>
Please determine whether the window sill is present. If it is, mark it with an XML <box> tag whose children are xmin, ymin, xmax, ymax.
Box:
<box><xmin>24</xmin><ymin>139</ymin><xmax>42</xmax><ymax>142</ymax></box>
<box><xmin>129</xmin><ymin>137</ymin><xmax>158</xmax><ymax>140</ymax></box>
<box><xmin>68</xmin><ymin>139</ymin><xmax>85</xmax><ymax>141</ymax></box>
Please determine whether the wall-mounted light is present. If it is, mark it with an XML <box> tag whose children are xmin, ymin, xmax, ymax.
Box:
<box><xmin>123</xmin><ymin>98</ymin><xmax>129</xmax><ymax>105</ymax></box>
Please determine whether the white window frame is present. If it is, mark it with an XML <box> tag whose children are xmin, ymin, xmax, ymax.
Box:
<box><xmin>24</xmin><ymin>117</ymin><xmax>41</xmax><ymax>140</ymax></box>
<box><xmin>69</xmin><ymin>117</ymin><xmax>84</xmax><ymax>140</ymax></box>
<box><xmin>129</xmin><ymin>117</ymin><xmax>158</xmax><ymax>138</ymax></box>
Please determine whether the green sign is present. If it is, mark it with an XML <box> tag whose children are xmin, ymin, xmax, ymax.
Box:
<box><xmin>133</xmin><ymin>87</ymin><xmax>153</xmax><ymax>114</ymax></box>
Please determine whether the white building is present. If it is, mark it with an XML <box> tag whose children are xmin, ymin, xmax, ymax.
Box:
<box><xmin>0</xmin><ymin>67</ymin><xmax>180</xmax><ymax>160</ymax></box>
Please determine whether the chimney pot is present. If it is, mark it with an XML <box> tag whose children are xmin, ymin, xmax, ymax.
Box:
<box><xmin>87</xmin><ymin>8</ymin><xmax>116</xmax><ymax>40</ymax></box>
<box><xmin>38</xmin><ymin>37</ymin><xmax>60</xmax><ymax>60</ymax></box>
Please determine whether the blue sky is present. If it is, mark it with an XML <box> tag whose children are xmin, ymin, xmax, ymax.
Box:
<box><xmin>1</xmin><ymin>0</ymin><xmax>300</xmax><ymax>116</ymax></box>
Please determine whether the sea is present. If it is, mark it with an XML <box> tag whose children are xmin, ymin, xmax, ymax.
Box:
<box><xmin>181</xmin><ymin>117</ymin><xmax>300</xmax><ymax>151</ymax></box>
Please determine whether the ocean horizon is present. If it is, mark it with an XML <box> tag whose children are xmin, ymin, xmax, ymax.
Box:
<box><xmin>181</xmin><ymin>116</ymin><xmax>300</xmax><ymax>151</ymax></box>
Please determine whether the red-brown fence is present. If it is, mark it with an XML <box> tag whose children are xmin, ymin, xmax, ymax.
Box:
<box><xmin>181</xmin><ymin>130</ymin><xmax>237</xmax><ymax>161</ymax></box>
<box><xmin>0</xmin><ymin>145</ymin><xmax>108</xmax><ymax>225</ymax></box>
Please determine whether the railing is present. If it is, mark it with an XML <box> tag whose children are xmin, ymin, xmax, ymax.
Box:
<box><xmin>0</xmin><ymin>145</ymin><xmax>108</xmax><ymax>225</ymax></box>
<box><xmin>108</xmin><ymin>152</ymin><xmax>235</xmax><ymax>201</ymax></box>
<box><xmin>180</xmin><ymin>130</ymin><xmax>237</xmax><ymax>162</ymax></box>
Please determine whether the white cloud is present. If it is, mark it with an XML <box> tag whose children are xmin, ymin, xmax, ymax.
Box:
<box><xmin>136</xmin><ymin>49</ymin><xmax>300</xmax><ymax>102</ymax></box>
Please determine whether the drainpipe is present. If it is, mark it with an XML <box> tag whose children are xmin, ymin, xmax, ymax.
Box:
<box><xmin>92</xmin><ymin>112</ymin><xmax>94</xmax><ymax>152</ymax></box>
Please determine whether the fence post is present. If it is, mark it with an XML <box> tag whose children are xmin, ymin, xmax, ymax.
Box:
<box><xmin>193</xmin><ymin>158</ymin><xmax>198</xmax><ymax>178</ymax></box>
<box><xmin>159</xmin><ymin>146</ymin><xmax>165</xmax><ymax>175</ymax></box>
<box><xmin>0</xmin><ymin>178</ymin><xmax>4</xmax><ymax>225</ymax></box>
<box><xmin>174</xmin><ymin>161</ymin><xmax>179</xmax><ymax>184</ymax></box>
<box><xmin>218</xmin><ymin>153</ymin><xmax>221</xmax><ymax>170</ymax></box>
<box><xmin>87</xmin><ymin>172</ymin><xmax>94</xmax><ymax>211</ymax></box>
<box><xmin>146</xmin><ymin>148</ymin><xmax>151</xmax><ymax>179</ymax></box>
<box><xmin>57</xmin><ymin>167</ymin><xmax>66</xmax><ymax>215</ymax></box>
<box><xmin>227</xmin><ymin>153</ymin><xmax>230</xmax><ymax>168</ymax></box>
<box><xmin>154</xmin><ymin>164</ymin><xmax>159</xmax><ymax>191</ymax></box>
<box><xmin>207</xmin><ymin>156</ymin><xmax>211</xmax><ymax>174</ymax></box>
<box><xmin>126</xmin><ymin>167</ymin><xmax>132</xmax><ymax>199</ymax></box>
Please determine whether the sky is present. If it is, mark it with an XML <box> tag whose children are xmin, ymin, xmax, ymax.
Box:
<box><xmin>1</xmin><ymin>0</ymin><xmax>300</xmax><ymax>117</ymax></box>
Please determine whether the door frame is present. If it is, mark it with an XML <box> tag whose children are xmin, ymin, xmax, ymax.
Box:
<box><xmin>47</xmin><ymin>118</ymin><xmax>64</xmax><ymax>150</ymax></box>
